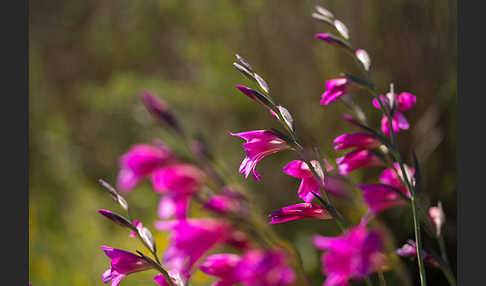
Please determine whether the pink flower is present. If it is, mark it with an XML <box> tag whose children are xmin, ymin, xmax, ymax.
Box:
<box><xmin>379</xmin><ymin>163</ymin><xmax>414</xmax><ymax>197</ymax></box>
<box><xmin>333</xmin><ymin>132</ymin><xmax>380</xmax><ymax>151</ymax></box>
<box><xmin>268</xmin><ymin>203</ymin><xmax>332</xmax><ymax>224</ymax></box>
<box><xmin>372</xmin><ymin>92</ymin><xmax>416</xmax><ymax>136</ymax></box>
<box><xmin>283</xmin><ymin>160</ymin><xmax>323</xmax><ymax>202</ymax></box>
<box><xmin>101</xmin><ymin>246</ymin><xmax>152</xmax><ymax>286</ymax></box>
<box><xmin>313</xmin><ymin>223</ymin><xmax>383</xmax><ymax>286</ymax></box>
<box><xmin>284</xmin><ymin>160</ymin><xmax>346</xmax><ymax>201</ymax></box>
<box><xmin>358</xmin><ymin>184</ymin><xmax>407</xmax><ymax>214</ymax></box>
<box><xmin>200</xmin><ymin>250</ymin><xmax>295</xmax><ymax>286</ymax></box>
<box><xmin>154</xmin><ymin>219</ymin><xmax>232</xmax><ymax>272</ymax></box>
<box><xmin>117</xmin><ymin>143</ymin><xmax>174</xmax><ymax>192</ymax></box>
<box><xmin>151</xmin><ymin>164</ymin><xmax>204</xmax><ymax>219</ymax></box>
<box><xmin>204</xmin><ymin>195</ymin><xmax>241</xmax><ymax>215</ymax></box>
<box><xmin>335</xmin><ymin>149</ymin><xmax>383</xmax><ymax>175</ymax></box>
<box><xmin>199</xmin><ymin>254</ymin><xmax>242</xmax><ymax>286</ymax></box>
<box><xmin>234</xmin><ymin>250</ymin><xmax>295</xmax><ymax>286</ymax></box>
<box><xmin>320</xmin><ymin>78</ymin><xmax>349</xmax><ymax>105</ymax></box>
<box><xmin>396</xmin><ymin>240</ymin><xmax>439</xmax><ymax>267</ymax></box>
<box><xmin>230</xmin><ymin>130</ymin><xmax>290</xmax><ymax>180</ymax></box>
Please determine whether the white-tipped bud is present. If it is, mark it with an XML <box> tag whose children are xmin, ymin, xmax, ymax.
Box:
<box><xmin>334</xmin><ymin>19</ymin><xmax>349</xmax><ymax>40</ymax></box>
<box><xmin>356</xmin><ymin>49</ymin><xmax>371</xmax><ymax>71</ymax></box>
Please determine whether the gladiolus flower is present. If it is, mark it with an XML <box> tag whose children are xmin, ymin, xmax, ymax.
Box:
<box><xmin>101</xmin><ymin>246</ymin><xmax>152</xmax><ymax>286</ymax></box>
<box><xmin>379</xmin><ymin>163</ymin><xmax>414</xmax><ymax>197</ymax></box>
<box><xmin>358</xmin><ymin>184</ymin><xmax>407</xmax><ymax>214</ymax></box>
<box><xmin>151</xmin><ymin>164</ymin><xmax>204</xmax><ymax>219</ymax></box>
<box><xmin>333</xmin><ymin>132</ymin><xmax>380</xmax><ymax>151</ymax></box>
<box><xmin>117</xmin><ymin>143</ymin><xmax>174</xmax><ymax>192</ymax></box>
<box><xmin>335</xmin><ymin>149</ymin><xmax>383</xmax><ymax>175</ymax></box>
<box><xmin>320</xmin><ymin>78</ymin><xmax>349</xmax><ymax>105</ymax></box>
<box><xmin>230</xmin><ymin>130</ymin><xmax>290</xmax><ymax>180</ymax></box>
<box><xmin>268</xmin><ymin>203</ymin><xmax>332</xmax><ymax>224</ymax></box>
<box><xmin>235</xmin><ymin>250</ymin><xmax>295</xmax><ymax>286</ymax></box>
<box><xmin>154</xmin><ymin>219</ymin><xmax>232</xmax><ymax>272</ymax></box>
<box><xmin>199</xmin><ymin>254</ymin><xmax>242</xmax><ymax>286</ymax></box>
<box><xmin>396</xmin><ymin>240</ymin><xmax>439</xmax><ymax>267</ymax></box>
<box><xmin>283</xmin><ymin>160</ymin><xmax>322</xmax><ymax>202</ymax></box>
<box><xmin>313</xmin><ymin>223</ymin><xmax>383</xmax><ymax>286</ymax></box>
<box><xmin>200</xmin><ymin>250</ymin><xmax>295</xmax><ymax>286</ymax></box>
<box><xmin>372</xmin><ymin>92</ymin><xmax>416</xmax><ymax>136</ymax></box>
<box><xmin>284</xmin><ymin>160</ymin><xmax>346</xmax><ymax>201</ymax></box>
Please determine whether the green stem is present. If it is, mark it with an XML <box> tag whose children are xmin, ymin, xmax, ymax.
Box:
<box><xmin>348</xmin><ymin>47</ymin><xmax>428</xmax><ymax>286</ymax></box>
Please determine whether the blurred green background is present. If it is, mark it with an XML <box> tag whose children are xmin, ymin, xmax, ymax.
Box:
<box><xmin>29</xmin><ymin>0</ymin><xmax>456</xmax><ymax>285</ymax></box>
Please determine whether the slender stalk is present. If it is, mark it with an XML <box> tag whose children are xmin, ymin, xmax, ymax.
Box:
<box><xmin>348</xmin><ymin>47</ymin><xmax>429</xmax><ymax>286</ymax></box>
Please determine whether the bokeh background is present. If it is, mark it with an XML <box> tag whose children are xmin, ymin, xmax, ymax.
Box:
<box><xmin>29</xmin><ymin>0</ymin><xmax>456</xmax><ymax>285</ymax></box>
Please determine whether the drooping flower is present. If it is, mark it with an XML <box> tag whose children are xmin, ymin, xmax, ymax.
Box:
<box><xmin>230</xmin><ymin>130</ymin><xmax>290</xmax><ymax>180</ymax></box>
<box><xmin>101</xmin><ymin>246</ymin><xmax>152</xmax><ymax>286</ymax></box>
<box><xmin>268</xmin><ymin>203</ymin><xmax>332</xmax><ymax>224</ymax></box>
<box><xmin>151</xmin><ymin>164</ymin><xmax>204</xmax><ymax>219</ymax></box>
<box><xmin>358</xmin><ymin>184</ymin><xmax>407</xmax><ymax>214</ymax></box>
<box><xmin>154</xmin><ymin>219</ymin><xmax>232</xmax><ymax>272</ymax></box>
<box><xmin>313</xmin><ymin>223</ymin><xmax>383</xmax><ymax>286</ymax></box>
<box><xmin>204</xmin><ymin>195</ymin><xmax>241</xmax><ymax>215</ymax></box>
<box><xmin>379</xmin><ymin>163</ymin><xmax>414</xmax><ymax>197</ymax></box>
<box><xmin>372</xmin><ymin>92</ymin><xmax>416</xmax><ymax>136</ymax></box>
<box><xmin>333</xmin><ymin>132</ymin><xmax>380</xmax><ymax>151</ymax></box>
<box><xmin>320</xmin><ymin>78</ymin><xmax>350</xmax><ymax>105</ymax></box>
<box><xmin>117</xmin><ymin>143</ymin><xmax>174</xmax><ymax>192</ymax></box>
<box><xmin>335</xmin><ymin>149</ymin><xmax>383</xmax><ymax>175</ymax></box>
<box><xmin>396</xmin><ymin>240</ymin><xmax>439</xmax><ymax>267</ymax></box>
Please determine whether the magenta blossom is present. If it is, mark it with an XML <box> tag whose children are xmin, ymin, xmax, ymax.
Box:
<box><xmin>333</xmin><ymin>132</ymin><xmax>380</xmax><ymax>151</ymax></box>
<box><xmin>234</xmin><ymin>250</ymin><xmax>295</xmax><ymax>286</ymax></box>
<box><xmin>284</xmin><ymin>160</ymin><xmax>346</xmax><ymax>201</ymax></box>
<box><xmin>200</xmin><ymin>250</ymin><xmax>295</xmax><ymax>286</ymax></box>
<box><xmin>320</xmin><ymin>78</ymin><xmax>350</xmax><ymax>105</ymax></box>
<box><xmin>268</xmin><ymin>203</ymin><xmax>332</xmax><ymax>224</ymax></box>
<box><xmin>101</xmin><ymin>246</ymin><xmax>152</xmax><ymax>286</ymax></box>
<box><xmin>359</xmin><ymin>184</ymin><xmax>407</xmax><ymax>214</ymax></box>
<box><xmin>154</xmin><ymin>219</ymin><xmax>232</xmax><ymax>272</ymax></box>
<box><xmin>313</xmin><ymin>223</ymin><xmax>383</xmax><ymax>286</ymax></box>
<box><xmin>396</xmin><ymin>240</ymin><xmax>439</xmax><ymax>267</ymax></box>
<box><xmin>117</xmin><ymin>143</ymin><xmax>174</xmax><ymax>192</ymax></box>
<box><xmin>372</xmin><ymin>92</ymin><xmax>416</xmax><ymax>136</ymax></box>
<box><xmin>336</xmin><ymin>149</ymin><xmax>383</xmax><ymax>175</ymax></box>
<box><xmin>151</xmin><ymin>164</ymin><xmax>204</xmax><ymax>219</ymax></box>
<box><xmin>230</xmin><ymin>130</ymin><xmax>290</xmax><ymax>180</ymax></box>
<box><xmin>204</xmin><ymin>195</ymin><xmax>241</xmax><ymax>215</ymax></box>
<box><xmin>199</xmin><ymin>253</ymin><xmax>243</xmax><ymax>286</ymax></box>
<box><xmin>283</xmin><ymin>160</ymin><xmax>323</xmax><ymax>202</ymax></box>
<box><xmin>379</xmin><ymin>163</ymin><xmax>414</xmax><ymax>197</ymax></box>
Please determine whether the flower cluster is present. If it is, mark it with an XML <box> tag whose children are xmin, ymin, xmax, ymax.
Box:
<box><xmin>93</xmin><ymin>4</ymin><xmax>454</xmax><ymax>286</ymax></box>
